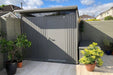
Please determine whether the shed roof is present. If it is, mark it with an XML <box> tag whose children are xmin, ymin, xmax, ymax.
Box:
<box><xmin>14</xmin><ymin>6</ymin><xmax>78</xmax><ymax>14</ymax></box>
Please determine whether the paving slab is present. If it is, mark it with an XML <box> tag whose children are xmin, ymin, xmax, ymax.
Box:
<box><xmin>0</xmin><ymin>60</ymin><xmax>76</xmax><ymax>75</ymax></box>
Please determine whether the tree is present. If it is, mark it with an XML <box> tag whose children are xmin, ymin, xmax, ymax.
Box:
<box><xmin>0</xmin><ymin>4</ymin><xmax>6</xmax><ymax>8</ymax></box>
<box><xmin>104</xmin><ymin>16</ymin><xmax>113</xmax><ymax>20</ymax></box>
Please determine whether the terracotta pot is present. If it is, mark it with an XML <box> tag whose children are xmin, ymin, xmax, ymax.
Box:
<box><xmin>112</xmin><ymin>52</ymin><xmax>113</xmax><ymax>55</ymax></box>
<box><xmin>85</xmin><ymin>62</ymin><xmax>96</xmax><ymax>71</ymax></box>
<box><xmin>17</xmin><ymin>62</ymin><xmax>22</xmax><ymax>68</ymax></box>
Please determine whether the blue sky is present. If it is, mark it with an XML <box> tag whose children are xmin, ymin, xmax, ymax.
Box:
<box><xmin>0</xmin><ymin>0</ymin><xmax>113</xmax><ymax>16</ymax></box>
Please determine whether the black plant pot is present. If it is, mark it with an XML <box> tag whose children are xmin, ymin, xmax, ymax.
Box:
<box><xmin>6</xmin><ymin>61</ymin><xmax>17</xmax><ymax>75</ymax></box>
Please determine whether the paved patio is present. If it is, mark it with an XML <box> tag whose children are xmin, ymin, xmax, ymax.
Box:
<box><xmin>0</xmin><ymin>60</ymin><xmax>76</xmax><ymax>75</ymax></box>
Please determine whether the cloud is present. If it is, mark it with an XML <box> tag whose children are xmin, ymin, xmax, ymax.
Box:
<box><xmin>0</xmin><ymin>0</ymin><xmax>44</xmax><ymax>9</ymax></box>
<box><xmin>49</xmin><ymin>5</ymin><xmax>63</xmax><ymax>7</ymax></box>
<box><xmin>23</xmin><ymin>0</ymin><xmax>43</xmax><ymax>9</ymax></box>
<box><xmin>0</xmin><ymin>0</ymin><xmax>21</xmax><ymax>5</ymax></box>
<box><xmin>47</xmin><ymin>0</ymin><xmax>68</xmax><ymax>2</ymax></box>
<box><xmin>79</xmin><ymin>2</ymin><xmax>113</xmax><ymax>17</ymax></box>
<box><xmin>80</xmin><ymin>0</ymin><xmax>95</xmax><ymax>5</ymax></box>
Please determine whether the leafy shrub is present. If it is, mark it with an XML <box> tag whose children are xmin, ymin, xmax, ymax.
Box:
<box><xmin>104</xmin><ymin>16</ymin><xmax>113</xmax><ymax>20</ymax></box>
<box><xmin>103</xmin><ymin>38</ymin><xmax>113</xmax><ymax>51</ymax></box>
<box><xmin>0</xmin><ymin>5</ymin><xmax>6</xmax><ymax>8</ymax></box>
<box><xmin>79</xmin><ymin>42</ymin><xmax>104</xmax><ymax>66</ymax></box>
<box><xmin>79</xmin><ymin>20</ymin><xmax>84</xmax><ymax>32</ymax></box>
<box><xmin>0</xmin><ymin>34</ymin><xmax>31</xmax><ymax>62</ymax></box>
<box><xmin>86</xmin><ymin>19</ymin><xmax>100</xmax><ymax>21</ymax></box>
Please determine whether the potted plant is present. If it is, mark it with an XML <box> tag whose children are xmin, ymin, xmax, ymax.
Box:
<box><xmin>0</xmin><ymin>33</ymin><xmax>31</xmax><ymax>74</ymax></box>
<box><xmin>0</xmin><ymin>38</ymin><xmax>17</xmax><ymax>75</ymax></box>
<box><xmin>16</xmin><ymin>51</ymin><xmax>23</xmax><ymax>68</ymax></box>
<box><xmin>79</xmin><ymin>42</ymin><xmax>104</xmax><ymax>71</ymax></box>
<box><xmin>79</xmin><ymin>20</ymin><xmax>84</xmax><ymax>32</ymax></box>
<box><xmin>110</xmin><ymin>42</ymin><xmax>113</xmax><ymax>55</ymax></box>
<box><xmin>15</xmin><ymin>34</ymin><xmax>31</xmax><ymax>68</ymax></box>
<box><xmin>103</xmin><ymin>39</ymin><xmax>112</xmax><ymax>55</ymax></box>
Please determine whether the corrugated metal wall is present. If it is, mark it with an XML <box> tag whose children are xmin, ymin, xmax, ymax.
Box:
<box><xmin>81</xmin><ymin>21</ymin><xmax>113</xmax><ymax>49</ymax></box>
<box><xmin>65</xmin><ymin>14</ymin><xmax>76</xmax><ymax>62</ymax></box>
<box><xmin>22</xmin><ymin>13</ymin><xmax>77</xmax><ymax>64</ymax></box>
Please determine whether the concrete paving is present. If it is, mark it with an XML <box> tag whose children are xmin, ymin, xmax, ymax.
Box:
<box><xmin>0</xmin><ymin>60</ymin><xmax>76</xmax><ymax>75</ymax></box>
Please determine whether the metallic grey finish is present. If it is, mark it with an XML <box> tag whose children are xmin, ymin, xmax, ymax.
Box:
<box><xmin>14</xmin><ymin>6</ymin><xmax>78</xmax><ymax>14</ymax></box>
<box><xmin>75</xmin><ymin>10</ymin><xmax>79</xmax><ymax>64</ymax></box>
<box><xmin>81</xmin><ymin>21</ymin><xmax>113</xmax><ymax>49</ymax></box>
<box><xmin>22</xmin><ymin>13</ymin><xmax>77</xmax><ymax>64</ymax></box>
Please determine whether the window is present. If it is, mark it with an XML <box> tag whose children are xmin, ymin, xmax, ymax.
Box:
<box><xmin>30</xmin><ymin>10</ymin><xmax>76</xmax><ymax>17</ymax></box>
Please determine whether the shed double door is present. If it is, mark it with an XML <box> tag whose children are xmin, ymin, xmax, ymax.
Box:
<box><xmin>23</xmin><ymin>14</ymin><xmax>76</xmax><ymax>64</ymax></box>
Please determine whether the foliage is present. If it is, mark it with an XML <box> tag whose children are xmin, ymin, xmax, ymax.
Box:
<box><xmin>79</xmin><ymin>42</ymin><xmax>104</xmax><ymax>66</ymax></box>
<box><xmin>15</xmin><ymin>51</ymin><xmax>23</xmax><ymax>62</ymax></box>
<box><xmin>0</xmin><ymin>31</ymin><xmax>6</xmax><ymax>38</ymax></box>
<box><xmin>15</xmin><ymin>34</ymin><xmax>31</xmax><ymax>61</ymax></box>
<box><xmin>103</xmin><ymin>38</ymin><xmax>112</xmax><ymax>51</ymax></box>
<box><xmin>15</xmin><ymin>34</ymin><xmax>31</xmax><ymax>48</ymax></box>
<box><xmin>0</xmin><ymin>4</ymin><xmax>6</xmax><ymax>8</ymax></box>
<box><xmin>0</xmin><ymin>39</ymin><xmax>14</xmax><ymax>60</ymax></box>
<box><xmin>111</xmin><ymin>43</ymin><xmax>113</xmax><ymax>51</ymax></box>
<box><xmin>86</xmin><ymin>19</ymin><xmax>100</xmax><ymax>21</ymax></box>
<box><xmin>103</xmin><ymin>38</ymin><xmax>111</xmax><ymax>47</ymax></box>
<box><xmin>0</xmin><ymin>34</ymin><xmax>31</xmax><ymax>62</ymax></box>
<box><xmin>104</xmin><ymin>16</ymin><xmax>113</xmax><ymax>20</ymax></box>
<box><xmin>79</xmin><ymin>20</ymin><xmax>84</xmax><ymax>32</ymax></box>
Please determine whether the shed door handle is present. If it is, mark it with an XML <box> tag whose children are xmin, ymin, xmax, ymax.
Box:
<box><xmin>49</xmin><ymin>37</ymin><xmax>55</xmax><ymax>41</ymax></box>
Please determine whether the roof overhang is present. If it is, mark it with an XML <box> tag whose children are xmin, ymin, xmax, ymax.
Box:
<box><xmin>14</xmin><ymin>6</ymin><xmax>78</xmax><ymax>14</ymax></box>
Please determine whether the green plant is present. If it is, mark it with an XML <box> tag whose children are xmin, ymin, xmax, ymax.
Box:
<box><xmin>104</xmin><ymin>16</ymin><xmax>113</xmax><ymax>20</ymax></box>
<box><xmin>79</xmin><ymin>42</ymin><xmax>104</xmax><ymax>66</ymax></box>
<box><xmin>103</xmin><ymin>39</ymin><xmax>112</xmax><ymax>51</ymax></box>
<box><xmin>0</xmin><ymin>34</ymin><xmax>31</xmax><ymax>62</ymax></box>
<box><xmin>15</xmin><ymin>51</ymin><xmax>23</xmax><ymax>62</ymax></box>
<box><xmin>86</xmin><ymin>19</ymin><xmax>100</xmax><ymax>21</ymax></box>
<box><xmin>15</xmin><ymin>34</ymin><xmax>31</xmax><ymax>48</ymax></box>
<box><xmin>79</xmin><ymin>20</ymin><xmax>84</xmax><ymax>32</ymax></box>
<box><xmin>103</xmin><ymin>38</ymin><xmax>110</xmax><ymax>47</ymax></box>
<box><xmin>0</xmin><ymin>31</ymin><xmax>6</xmax><ymax>38</ymax></box>
<box><xmin>15</xmin><ymin>34</ymin><xmax>31</xmax><ymax>62</ymax></box>
<box><xmin>0</xmin><ymin>39</ymin><xmax>14</xmax><ymax>61</ymax></box>
<box><xmin>0</xmin><ymin>4</ymin><xmax>6</xmax><ymax>8</ymax></box>
<box><xmin>111</xmin><ymin>42</ymin><xmax>113</xmax><ymax>52</ymax></box>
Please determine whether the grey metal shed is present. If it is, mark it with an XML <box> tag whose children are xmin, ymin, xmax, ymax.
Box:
<box><xmin>14</xmin><ymin>6</ymin><xmax>79</xmax><ymax>64</ymax></box>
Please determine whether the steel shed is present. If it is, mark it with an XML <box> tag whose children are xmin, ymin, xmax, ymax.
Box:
<box><xmin>14</xmin><ymin>6</ymin><xmax>79</xmax><ymax>64</ymax></box>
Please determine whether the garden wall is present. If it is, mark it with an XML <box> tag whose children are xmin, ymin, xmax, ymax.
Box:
<box><xmin>0</xmin><ymin>17</ymin><xmax>21</xmax><ymax>70</ymax></box>
<box><xmin>81</xmin><ymin>20</ymin><xmax>113</xmax><ymax>49</ymax></box>
<box><xmin>6</xmin><ymin>17</ymin><xmax>21</xmax><ymax>40</ymax></box>
<box><xmin>0</xmin><ymin>18</ymin><xmax>3</xmax><ymax>70</ymax></box>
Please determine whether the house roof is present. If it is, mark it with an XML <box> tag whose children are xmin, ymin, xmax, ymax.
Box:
<box><xmin>96</xmin><ymin>6</ymin><xmax>113</xmax><ymax>17</ymax></box>
<box><xmin>0</xmin><ymin>5</ymin><xmax>21</xmax><ymax>12</ymax></box>
<box><xmin>80</xmin><ymin>15</ymin><xmax>95</xmax><ymax>18</ymax></box>
<box><xmin>0</xmin><ymin>5</ymin><xmax>21</xmax><ymax>16</ymax></box>
<box><xmin>14</xmin><ymin>6</ymin><xmax>78</xmax><ymax>14</ymax></box>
